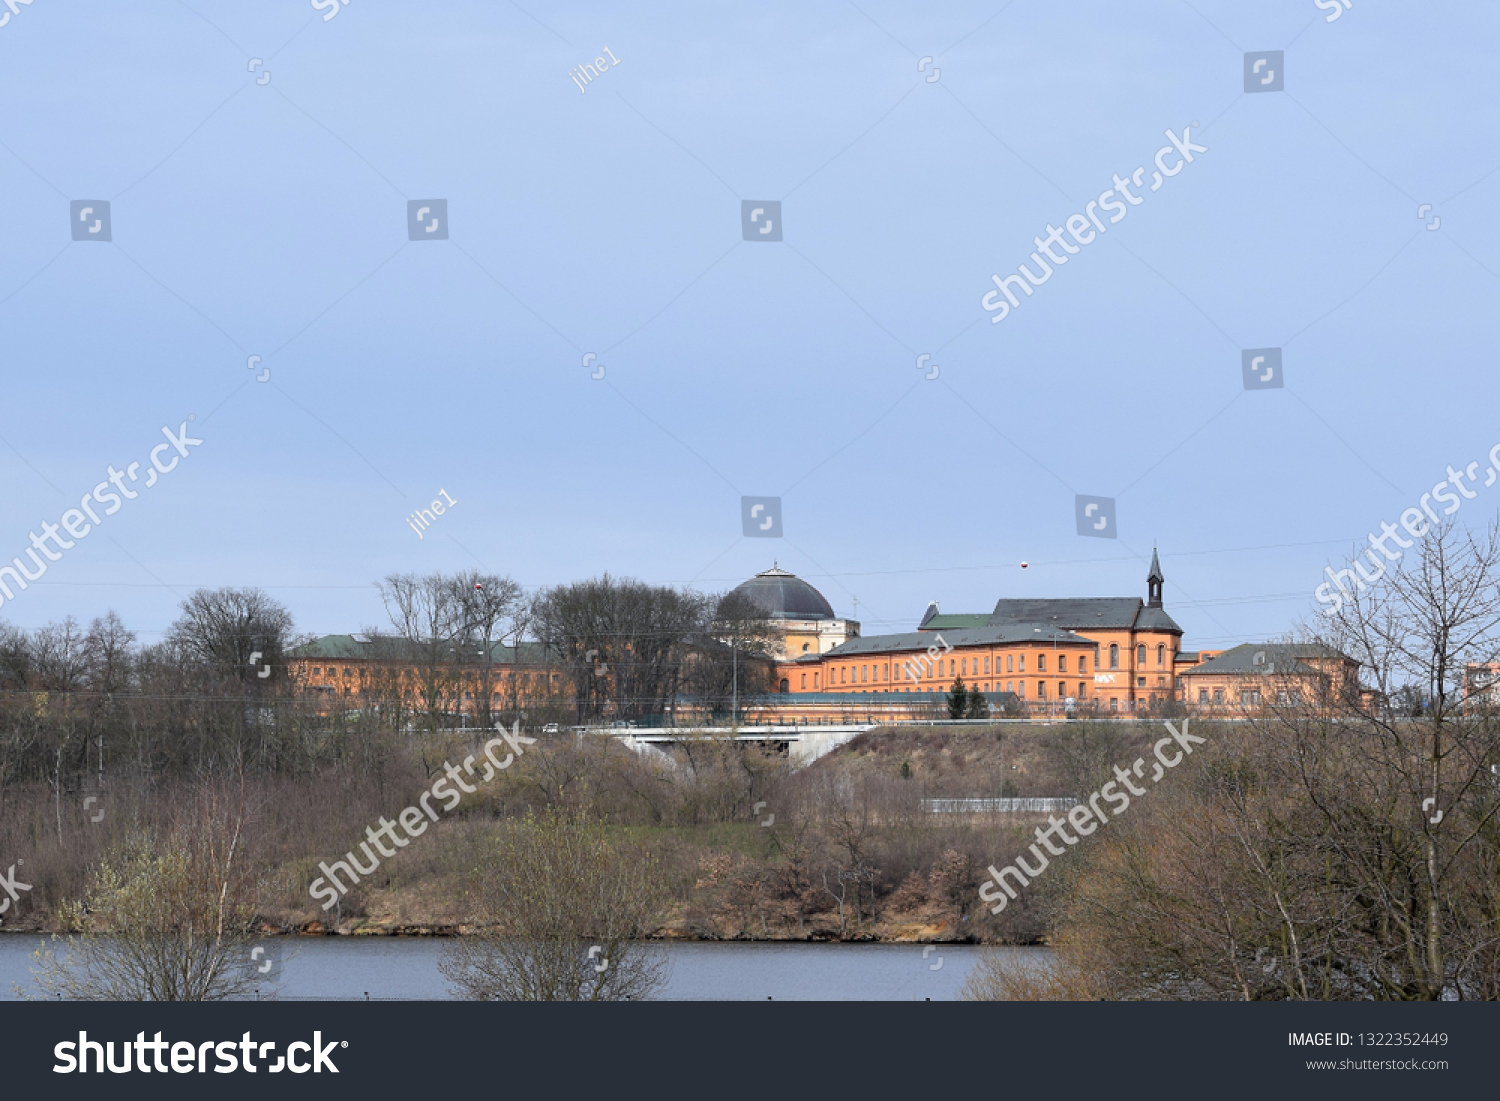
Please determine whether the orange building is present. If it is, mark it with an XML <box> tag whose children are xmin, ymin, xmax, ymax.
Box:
<box><xmin>286</xmin><ymin>633</ymin><xmax>568</xmax><ymax>720</ymax></box>
<box><xmin>771</xmin><ymin>549</ymin><xmax>1185</xmax><ymax>715</ymax></box>
<box><xmin>1178</xmin><ymin>643</ymin><xmax>1362</xmax><ymax>713</ymax></box>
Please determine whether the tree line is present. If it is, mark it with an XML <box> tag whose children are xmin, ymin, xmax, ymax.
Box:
<box><xmin>0</xmin><ymin>571</ymin><xmax>780</xmax><ymax>805</ymax></box>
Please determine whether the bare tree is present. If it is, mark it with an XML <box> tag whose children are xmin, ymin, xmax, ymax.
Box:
<box><xmin>440</xmin><ymin>809</ymin><xmax>669</xmax><ymax>1000</ymax></box>
<box><xmin>531</xmin><ymin>575</ymin><xmax>706</xmax><ymax>725</ymax></box>
<box><xmin>374</xmin><ymin>572</ymin><xmax>464</xmax><ymax>733</ymax></box>
<box><xmin>166</xmin><ymin>588</ymin><xmax>294</xmax><ymax>686</ymax></box>
<box><xmin>448</xmin><ymin>571</ymin><xmax>525</xmax><ymax>728</ymax></box>
<box><xmin>972</xmin><ymin>520</ymin><xmax>1500</xmax><ymax>1001</ymax></box>
<box><xmin>28</xmin><ymin>786</ymin><xmax>261</xmax><ymax>1001</ymax></box>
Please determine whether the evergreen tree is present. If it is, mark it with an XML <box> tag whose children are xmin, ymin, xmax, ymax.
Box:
<box><xmin>947</xmin><ymin>676</ymin><xmax>967</xmax><ymax>719</ymax></box>
<box><xmin>966</xmin><ymin>683</ymin><xmax>991</xmax><ymax>719</ymax></box>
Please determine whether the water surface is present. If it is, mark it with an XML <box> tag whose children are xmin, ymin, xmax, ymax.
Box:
<box><xmin>0</xmin><ymin>935</ymin><xmax>1045</xmax><ymax>1001</ymax></box>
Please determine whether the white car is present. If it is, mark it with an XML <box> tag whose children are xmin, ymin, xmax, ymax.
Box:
<box><xmin>542</xmin><ymin>723</ymin><xmax>560</xmax><ymax>734</ymax></box>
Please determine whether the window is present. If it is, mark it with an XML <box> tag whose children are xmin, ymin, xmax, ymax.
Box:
<box><xmin>1081</xmin><ymin>655</ymin><xmax>1089</xmax><ymax>674</ymax></box>
<box><xmin>312</xmin><ymin>667</ymin><xmax>321</xmax><ymax>675</ymax></box>
<box><xmin>1058</xmin><ymin>681</ymin><xmax>1066</xmax><ymax>699</ymax></box>
<box><xmin>814</xmin><ymin>673</ymin><xmax>820</xmax><ymax>689</ymax></box>
<box><xmin>1018</xmin><ymin>682</ymin><xmax>1025</xmax><ymax>698</ymax></box>
<box><xmin>950</xmin><ymin>659</ymin><xmax>956</xmax><ymax>676</ymax></box>
<box><xmin>1109</xmin><ymin>644</ymin><xmax>1119</xmax><ymax>669</ymax></box>
<box><xmin>1038</xmin><ymin>681</ymin><xmax>1046</xmax><ymax>698</ymax></box>
<box><xmin>1019</xmin><ymin>655</ymin><xmax>1026</xmax><ymax>672</ymax></box>
<box><xmin>1157</xmin><ymin>644</ymin><xmax>1165</xmax><ymax>666</ymax></box>
<box><xmin>801</xmin><ymin>674</ymin><xmax>807</xmax><ymax>689</ymax></box>
<box><xmin>1059</xmin><ymin>655</ymin><xmax>1067</xmax><ymax>673</ymax></box>
<box><xmin>1251</xmin><ymin>689</ymin><xmax>1260</xmax><ymax>704</ymax></box>
<box><xmin>343</xmin><ymin>668</ymin><xmax>352</xmax><ymax>678</ymax></box>
<box><xmin>883</xmin><ymin>663</ymin><xmax>889</xmax><ymax>680</ymax></box>
<box><xmin>1038</xmin><ymin>654</ymin><xmax>1047</xmax><ymax>672</ymax></box>
<box><xmin>780</xmin><ymin>679</ymin><xmax>789</xmax><ymax>694</ymax></box>
<box><xmin>1137</xmin><ymin>645</ymin><xmax>1146</xmax><ymax>666</ymax></box>
<box><xmin>1198</xmin><ymin>688</ymin><xmax>1208</xmax><ymax>703</ymax></box>
<box><xmin>1110</xmin><ymin>698</ymin><xmax>1118</xmax><ymax>711</ymax></box>
<box><xmin>343</xmin><ymin>687</ymin><xmax>351</xmax><ymax>695</ymax></box>
<box><xmin>802</xmin><ymin>643</ymin><xmax>810</xmax><ymax>653</ymax></box>
<box><xmin>1006</xmin><ymin>681</ymin><xmax>1013</xmax><ymax>693</ymax></box>
<box><xmin>1240</xmin><ymin>691</ymin><xmax>1250</xmax><ymax>704</ymax></box>
<box><xmin>984</xmin><ymin>656</ymin><xmax>991</xmax><ymax>674</ymax></box>
<box><xmin>1137</xmin><ymin>677</ymin><xmax>1145</xmax><ymax>688</ymax></box>
<box><xmin>860</xmin><ymin>665</ymin><xmax>867</xmax><ymax>683</ymax></box>
<box><xmin>840</xmin><ymin>667</ymin><xmax>846</xmax><ymax>684</ymax></box>
<box><xmin>1078</xmin><ymin>682</ymin><xmax>1086</xmax><ymax>698</ymax></box>
<box><xmin>1007</xmin><ymin>654</ymin><xmax>1014</xmax><ymax>672</ymax></box>
<box><xmin>1213</xmin><ymin>688</ymin><xmax>1224</xmax><ymax>703</ymax></box>
<box><xmin>961</xmin><ymin>658</ymin><xmax>967</xmax><ymax>676</ymax></box>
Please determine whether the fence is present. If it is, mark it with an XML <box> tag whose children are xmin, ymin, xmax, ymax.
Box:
<box><xmin>920</xmin><ymin>797</ymin><xmax>1078</xmax><ymax>814</ymax></box>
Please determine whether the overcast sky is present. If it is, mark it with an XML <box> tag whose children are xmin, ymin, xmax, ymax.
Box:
<box><xmin>0</xmin><ymin>0</ymin><xmax>1495</xmax><ymax>648</ymax></box>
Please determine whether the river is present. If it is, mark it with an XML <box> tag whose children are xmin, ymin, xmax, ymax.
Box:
<box><xmin>0</xmin><ymin>935</ymin><xmax>1045</xmax><ymax>1001</ymax></box>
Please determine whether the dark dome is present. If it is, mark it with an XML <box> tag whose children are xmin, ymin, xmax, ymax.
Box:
<box><xmin>733</xmin><ymin>566</ymin><xmax>835</xmax><ymax>621</ymax></box>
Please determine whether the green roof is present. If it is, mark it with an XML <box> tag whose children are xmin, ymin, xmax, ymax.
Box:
<box><xmin>918</xmin><ymin>614</ymin><xmax>990</xmax><ymax>631</ymax></box>
<box><xmin>288</xmin><ymin>633</ymin><xmax>549</xmax><ymax>664</ymax></box>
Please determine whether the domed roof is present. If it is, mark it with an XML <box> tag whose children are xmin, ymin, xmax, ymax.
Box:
<box><xmin>733</xmin><ymin>565</ymin><xmax>836</xmax><ymax>621</ymax></box>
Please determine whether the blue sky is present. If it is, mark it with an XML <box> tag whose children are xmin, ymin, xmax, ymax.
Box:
<box><xmin>0</xmin><ymin>0</ymin><xmax>1495</xmax><ymax>648</ymax></box>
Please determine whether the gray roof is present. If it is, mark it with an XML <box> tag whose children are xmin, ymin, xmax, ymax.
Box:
<box><xmin>1179</xmin><ymin>642</ymin><xmax>1355</xmax><ymax>677</ymax></box>
<box><xmin>986</xmin><ymin>597</ymin><xmax>1181</xmax><ymax>635</ymax></box>
<box><xmin>733</xmin><ymin>567</ymin><xmax>836</xmax><ymax>621</ymax></box>
<box><xmin>1134</xmin><ymin>605</ymin><xmax>1184</xmax><ymax>633</ymax></box>
<box><xmin>825</xmin><ymin>623</ymin><xmax>1093</xmax><ymax>658</ymax></box>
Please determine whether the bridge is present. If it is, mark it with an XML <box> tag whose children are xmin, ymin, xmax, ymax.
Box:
<box><xmin>600</xmin><ymin>724</ymin><xmax>875</xmax><ymax>766</ymax></box>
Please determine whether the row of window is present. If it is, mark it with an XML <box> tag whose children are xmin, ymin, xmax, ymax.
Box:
<box><xmin>813</xmin><ymin>641</ymin><xmax>1178</xmax><ymax>689</ymax></box>
<box><xmin>306</xmin><ymin>665</ymin><xmax>558</xmax><ymax>685</ymax></box>
<box><xmin>1196</xmin><ymin>687</ymin><xmax>1303</xmax><ymax>705</ymax></box>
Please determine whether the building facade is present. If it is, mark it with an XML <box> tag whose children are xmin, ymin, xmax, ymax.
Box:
<box><xmin>287</xmin><ymin>553</ymin><xmax>1362</xmax><ymax>724</ymax></box>
<box><xmin>773</xmin><ymin>549</ymin><xmax>1186</xmax><ymax>715</ymax></box>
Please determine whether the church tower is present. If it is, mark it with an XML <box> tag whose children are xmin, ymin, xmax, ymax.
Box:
<box><xmin>1147</xmin><ymin>546</ymin><xmax>1164</xmax><ymax>608</ymax></box>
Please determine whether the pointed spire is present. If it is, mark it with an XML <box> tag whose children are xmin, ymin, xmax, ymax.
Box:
<box><xmin>1147</xmin><ymin>545</ymin><xmax>1163</xmax><ymax>583</ymax></box>
<box><xmin>1146</xmin><ymin>545</ymin><xmax>1164</xmax><ymax>608</ymax></box>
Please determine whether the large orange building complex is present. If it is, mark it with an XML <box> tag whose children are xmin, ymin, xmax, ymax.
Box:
<box><xmin>287</xmin><ymin>550</ymin><xmax>1363</xmax><ymax>724</ymax></box>
<box><xmin>765</xmin><ymin>549</ymin><xmax>1185</xmax><ymax>714</ymax></box>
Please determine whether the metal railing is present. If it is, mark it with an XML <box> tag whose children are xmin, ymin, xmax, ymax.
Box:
<box><xmin>920</xmin><ymin>797</ymin><xmax>1079</xmax><ymax>814</ymax></box>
